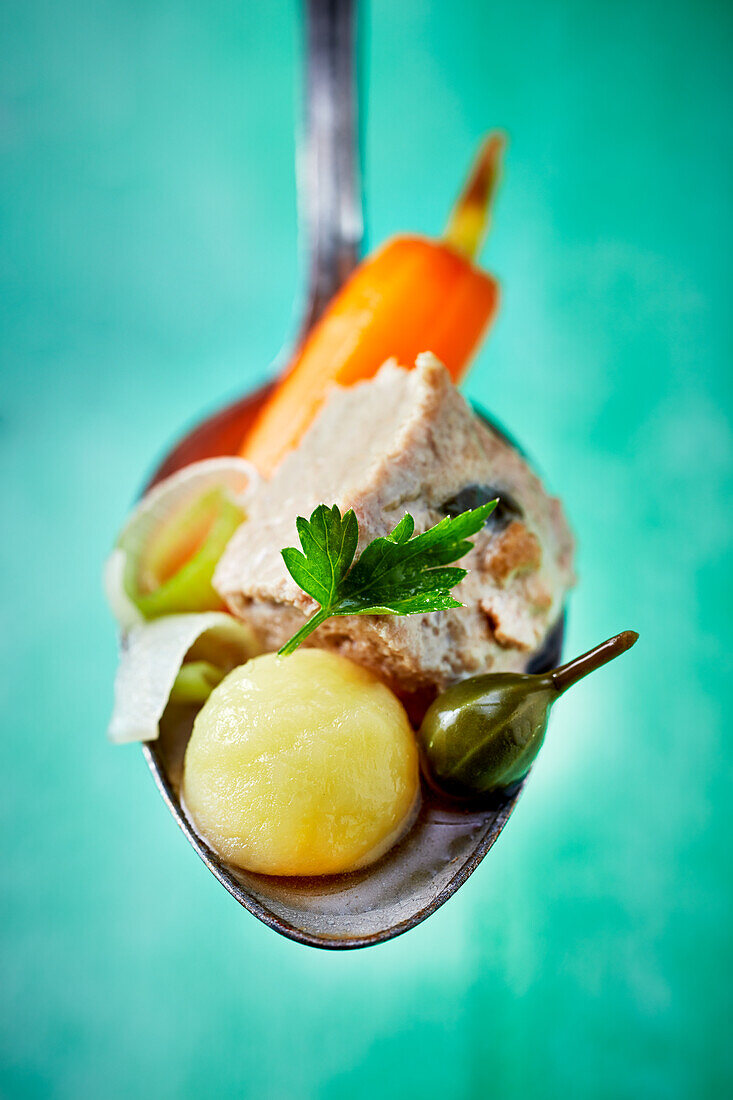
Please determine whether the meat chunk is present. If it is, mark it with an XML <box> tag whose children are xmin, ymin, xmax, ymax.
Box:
<box><xmin>214</xmin><ymin>355</ymin><xmax>575</xmax><ymax>693</ymax></box>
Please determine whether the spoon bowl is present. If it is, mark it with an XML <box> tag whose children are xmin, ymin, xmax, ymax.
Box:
<box><xmin>141</xmin><ymin>383</ymin><xmax>563</xmax><ymax>948</ymax></box>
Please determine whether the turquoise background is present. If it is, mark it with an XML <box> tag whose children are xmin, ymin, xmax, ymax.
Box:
<box><xmin>2</xmin><ymin>1</ymin><xmax>732</xmax><ymax>1096</ymax></box>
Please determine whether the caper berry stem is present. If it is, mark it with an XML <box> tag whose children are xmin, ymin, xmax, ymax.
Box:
<box><xmin>551</xmin><ymin>630</ymin><xmax>638</xmax><ymax>694</ymax></box>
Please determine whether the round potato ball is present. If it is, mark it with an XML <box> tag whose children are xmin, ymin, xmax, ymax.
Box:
<box><xmin>182</xmin><ymin>649</ymin><xmax>420</xmax><ymax>876</ymax></box>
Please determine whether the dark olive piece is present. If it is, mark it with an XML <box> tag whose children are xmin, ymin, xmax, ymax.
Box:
<box><xmin>439</xmin><ymin>483</ymin><xmax>524</xmax><ymax>533</ymax></box>
<box><xmin>418</xmin><ymin>630</ymin><xmax>639</xmax><ymax>798</ymax></box>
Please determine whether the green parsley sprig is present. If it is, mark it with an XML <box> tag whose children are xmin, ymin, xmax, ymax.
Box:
<box><xmin>278</xmin><ymin>500</ymin><xmax>496</xmax><ymax>655</ymax></box>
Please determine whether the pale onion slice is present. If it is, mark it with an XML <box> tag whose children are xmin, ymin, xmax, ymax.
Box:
<box><xmin>105</xmin><ymin>547</ymin><xmax>143</xmax><ymax>632</ymax></box>
<box><xmin>104</xmin><ymin>457</ymin><xmax>259</xmax><ymax>631</ymax></box>
<box><xmin>108</xmin><ymin>612</ymin><xmax>261</xmax><ymax>744</ymax></box>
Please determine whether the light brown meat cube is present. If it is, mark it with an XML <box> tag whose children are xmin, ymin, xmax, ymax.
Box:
<box><xmin>214</xmin><ymin>355</ymin><xmax>574</xmax><ymax>694</ymax></box>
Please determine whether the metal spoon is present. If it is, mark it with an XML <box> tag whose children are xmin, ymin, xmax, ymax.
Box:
<box><xmin>140</xmin><ymin>0</ymin><xmax>564</xmax><ymax>949</ymax></box>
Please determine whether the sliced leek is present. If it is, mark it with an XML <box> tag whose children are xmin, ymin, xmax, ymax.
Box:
<box><xmin>108</xmin><ymin>612</ymin><xmax>261</xmax><ymax>744</ymax></box>
<box><xmin>104</xmin><ymin>457</ymin><xmax>258</xmax><ymax>628</ymax></box>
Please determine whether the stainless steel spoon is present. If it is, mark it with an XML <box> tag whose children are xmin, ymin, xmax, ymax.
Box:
<box><xmin>139</xmin><ymin>0</ymin><xmax>563</xmax><ymax>949</ymax></box>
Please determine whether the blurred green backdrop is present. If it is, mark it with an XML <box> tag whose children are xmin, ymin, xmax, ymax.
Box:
<box><xmin>1</xmin><ymin>0</ymin><xmax>732</xmax><ymax>1097</ymax></box>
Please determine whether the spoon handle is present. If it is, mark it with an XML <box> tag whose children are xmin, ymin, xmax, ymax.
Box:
<box><xmin>300</xmin><ymin>0</ymin><xmax>363</xmax><ymax>334</ymax></box>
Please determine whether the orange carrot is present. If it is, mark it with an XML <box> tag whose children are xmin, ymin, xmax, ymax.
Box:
<box><xmin>241</xmin><ymin>133</ymin><xmax>506</xmax><ymax>477</ymax></box>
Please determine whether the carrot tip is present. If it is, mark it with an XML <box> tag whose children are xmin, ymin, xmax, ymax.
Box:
<box><xmin>444</xmin><ymin>131</ymin><xmax>507</xmax><ymax>261</ymax></box>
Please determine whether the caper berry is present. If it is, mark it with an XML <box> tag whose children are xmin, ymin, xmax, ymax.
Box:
<box><xmin>418</xmin><ymin>631</ymin><xmax>639</xmax><ymax>798</ymax></box>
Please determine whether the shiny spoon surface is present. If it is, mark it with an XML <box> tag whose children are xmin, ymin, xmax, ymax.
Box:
<box><xmin>137</xmin><ymin>0</ymin><xmax>564</xmax><ymax>948</ymax></box>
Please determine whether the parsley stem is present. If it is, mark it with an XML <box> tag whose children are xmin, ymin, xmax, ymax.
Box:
<box><xmin>278</xmin><ymin>607</ymin><xmax>331</xmax><ymax>656</ymax></box>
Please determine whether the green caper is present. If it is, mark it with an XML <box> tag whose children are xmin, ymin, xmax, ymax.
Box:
<box><xmin>418</xmin><ymin>631</ymin><xmax>638</xmax><ymax>798</ymax></box>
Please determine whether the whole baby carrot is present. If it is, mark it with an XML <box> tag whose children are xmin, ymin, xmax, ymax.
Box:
<box><xmin>241</xmin><ymin>133</ymin><xmax>505</xmax><ymax>477</ymax></box>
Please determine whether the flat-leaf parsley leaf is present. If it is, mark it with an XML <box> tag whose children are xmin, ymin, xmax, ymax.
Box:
<box><xmin>278</xmin><ymin>500</ymin><xmax>496</xmax><ymax>655</ymax></box>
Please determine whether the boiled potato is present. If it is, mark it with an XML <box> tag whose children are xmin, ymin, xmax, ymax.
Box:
<box><xmin>182</xmin><ymin>649</ymin><xmax>420</xmax><ymax>876</ymax></box>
